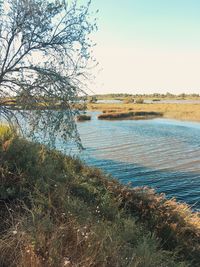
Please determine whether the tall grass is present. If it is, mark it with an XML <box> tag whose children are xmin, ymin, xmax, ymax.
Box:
<box><xmin>0</xmin><ymin>124</ymin><xmax>14</xmax><ymax>143</ymax></box>
<box><xmin>0</xmin><ymin>126</ymin><xmax>199</xmax><ymax>266</ymax></box>
<box><xmin>98</xmin><ymin>111</ymin><xmax>162</xmax><ymax>120</ymax></box>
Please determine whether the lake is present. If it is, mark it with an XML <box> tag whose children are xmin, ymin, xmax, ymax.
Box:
<box><xmin>57</xmin><ymin>112</ymin><xmax>200</xmax><ymax>210</ymax></box>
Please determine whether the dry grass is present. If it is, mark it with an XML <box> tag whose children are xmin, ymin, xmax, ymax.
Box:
<box><xmin>88</xmin><ymin>103</ymin><xmax>200</xmax><ymax>122</ymax></box>
<box><xmin>101</xmin><ymin>178</ymin><xmax>200</xmax><ymax>262</ymax></box>
<box><xmin>98</xmin><ymin>111</ymin><xmax>163</xmax><ymax>120</ymax></box>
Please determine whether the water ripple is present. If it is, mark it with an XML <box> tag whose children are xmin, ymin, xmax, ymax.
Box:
<box><xmin>58</xmin><ymin>115</ymin><xmax>200</xmax><ymax>210</ymax></box>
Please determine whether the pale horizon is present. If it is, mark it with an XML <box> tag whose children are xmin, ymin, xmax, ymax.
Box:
<box><xmin>88</xmin><ymin>0</ymin><xmax>200</xmax><ymax>95</ymax></box>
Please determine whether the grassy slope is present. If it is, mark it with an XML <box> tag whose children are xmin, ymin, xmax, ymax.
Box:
<box><xmin>0</xmin><ymin>128</ymin><xmax>200</xmax><ymax>266</ymax></box>
<box><xmin>88</xmin><ymin>103</ymin><xmax>200</xmax><ymax>122</ymax></box>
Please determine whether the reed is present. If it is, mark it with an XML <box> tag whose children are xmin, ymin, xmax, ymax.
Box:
<box><xmin>88</xmin><ymin>103</ymin><xmax>200</xmax><ymax>122</ymax></box>
<box><xmin>98</xmin><ymin>111</ymin><xmax>163</xmax><ymax>120</ymax></box>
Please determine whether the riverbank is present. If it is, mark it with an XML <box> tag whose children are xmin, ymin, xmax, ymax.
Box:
<box><xmin>0</xmin><ymin>127</ymin><xmax>200</xmax><ymax>266</ymax></box>
<box><xmin>88</xmin><ymin>103</ymin><xmax>200</xmax><ymax>122</ymax></box>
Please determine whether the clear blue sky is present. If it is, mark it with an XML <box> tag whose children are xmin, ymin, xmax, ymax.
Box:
<box><xmin>88</xmin><ymin>0</ymin><xmax>200</xmax><ymax>94</ymax></box>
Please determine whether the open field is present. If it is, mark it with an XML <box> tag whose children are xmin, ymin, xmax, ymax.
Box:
<box><xmin>88</xmin><ymin>103</ymin><xmax>200</xmax><ymax>122</ymax></box>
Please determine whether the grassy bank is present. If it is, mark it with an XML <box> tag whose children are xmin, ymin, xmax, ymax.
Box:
<box><xmin>88</xmin><ymin>103</ymin><xmax>200</xmax><ymax>122</ymax></box>
<box><xmin>98</xmin><ymin>111</ymin><xmax>163</xmax><ymax>120</ymax></box>
<box><xmin>0</xmin><ymin>127</ymin><xmax>200</xmax><ymax>266</ymax></box>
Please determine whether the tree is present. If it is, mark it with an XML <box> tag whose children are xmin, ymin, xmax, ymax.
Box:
<box><xmin>0</xmin><ymin>0</ymin><xmax>97</xmax><ymax>148</ymax></box>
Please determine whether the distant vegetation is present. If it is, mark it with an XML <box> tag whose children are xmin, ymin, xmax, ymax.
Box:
<box><xmin>135</xmin><ymin>98</ymin><xmax>144</xmax><ymax>104</ymax></box>
<box><xmin>123</xmin><ymin>96</ymin><xmax>135</xmax><ymax>104</ymax></box>
<box><xmin>93</xmin><ymin>93</ymin><xmax>200</xmax><ymax>100</ymax></box>
<box><xmin>87</xmin><ymin>96</ymin><xmax>98</xmax><ymax>103</ymax></box>
<box><xmin>1</xmin><ymin>126</ymin><xmax>200</xmax><ymax>266</ymax></box>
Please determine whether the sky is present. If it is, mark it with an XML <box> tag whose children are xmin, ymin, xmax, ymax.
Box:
<box><xmin>88</xmin><ymin>0</ymin><xmax>200</xmax><ymax>95</ymax></box>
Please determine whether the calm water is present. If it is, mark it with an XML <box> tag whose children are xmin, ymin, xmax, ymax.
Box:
<box><xmin>58</xmin><ymin>112</ymin><xmax>200</xmax><ymax>210</ymax></box>
<box><xmin>97</xmin><ymin>99</ymin><xmax>122</xmax><ymax>103</ymax></box>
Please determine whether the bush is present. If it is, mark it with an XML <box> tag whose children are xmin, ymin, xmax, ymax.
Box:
<box><xmin>135</xmin><ymin>98</ymin><xmax>144</xmax><ymax>104</ymax></box>
<box><xmin>123</xmin><ymin>97</ymin><xmax>135</xmax><ymax>104</ymax></box>
<box><xmin>0</xmin><ymin>124</ymin><xmax>14</xmax><ymax>147</ymax></box>
<box><xmin>76</xmin><ymin>114</ymin><xmax>91</xmax><ymax>121</ymax></box>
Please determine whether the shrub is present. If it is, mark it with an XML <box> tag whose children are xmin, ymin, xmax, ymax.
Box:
<box><xmin>135</xmin><ymin>98</ymin><xmax>144</xmax><ymax>104</ymax></box>
<box><xmin>123</xmin><ymin>97</ymin><xmax>135</xmax><ymax>104</ymax></box>
<box><xmin>76</xmin><ymin>114</ymin><xmax>91</xmax><ymax>121</ymax></box>
<box><xmin>0</xmin><ymin>124</ymin><xmax>14</xmax><ymax>147</ymax></box>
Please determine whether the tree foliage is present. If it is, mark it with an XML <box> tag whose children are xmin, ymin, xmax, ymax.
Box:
<box><xmin>0</xmin><ymin>0</ymin><xmax>97</xmax><ymax>147</ymax></box>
